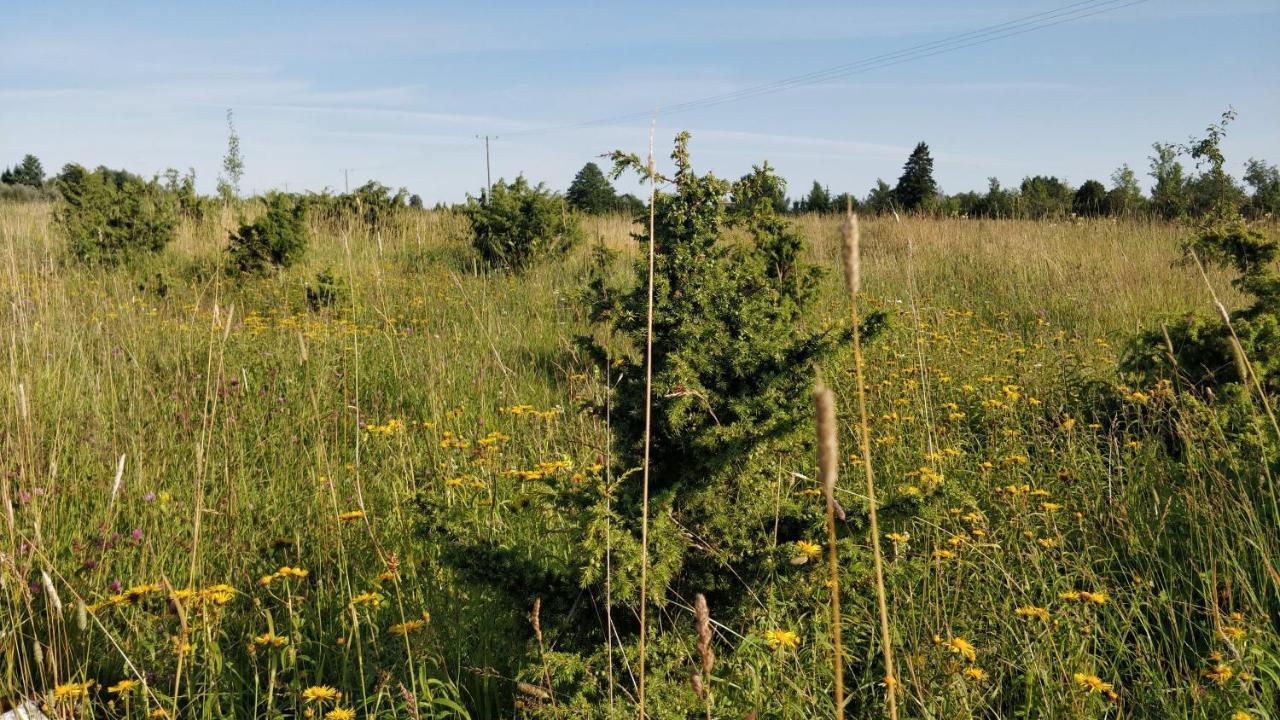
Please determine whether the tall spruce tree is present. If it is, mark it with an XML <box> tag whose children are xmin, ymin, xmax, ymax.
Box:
<box><xmin>802</xmin><ymin>180</ymin><xmax>831</xmax><ymax>213</ymax></box>
<box><xmin>2</xmin><ymin>154</ymin><xmax>46</xmax><ymax>187</ymax></box>
<box><xmin>565</xmin><ymin>161</ymin><xmax>618</xmax><ymax>214</ymax></box>
<box><xmin>894</xmin><ymin>141</ymin><xmax>938</xmax><ymax>212</ymax></box>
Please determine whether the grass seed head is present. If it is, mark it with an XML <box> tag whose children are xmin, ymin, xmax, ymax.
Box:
<box><xmin>815</xmin><ymin>386</ymin><xmax>839</xmax><ymax>511</ymax></box>
<box><xmin>841</xmin><ymin>207</ymin><xmax>861</xmax><ymax>298</ymax></box>
<box><xmin>694</xmin><ymin>593</ymin><xmax>714</xmax><ymax>676</ymax></box>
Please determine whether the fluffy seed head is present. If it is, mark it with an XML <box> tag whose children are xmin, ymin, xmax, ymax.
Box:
<box><xmin>841</xmin><ymin>207</ymin><xmax>861</xmax><ymax>298</ymax></box>
<box><xmin>815</xmin><ymin>386</ymin><xmax>839</xmax><ymax>511</ymax></box>
<box><xmin>41</xmin><ymin>570</ymin><xmax>63</xmax><ymax>615</ymax></box>
<box><xmin>694</xmin><ymin>593</ymin><xmax>714</xmax><ymax>676</ymax></box>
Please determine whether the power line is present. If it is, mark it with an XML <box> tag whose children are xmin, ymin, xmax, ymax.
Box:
<box><xmin>501</xmin><ymin>0</ymin><xmax>1148</xmax><ymax>139</ymax></box>
<box><xmin>475</xmin><ymin>135</ymin><xmax>496</xmax><ymax>200</ymax></box>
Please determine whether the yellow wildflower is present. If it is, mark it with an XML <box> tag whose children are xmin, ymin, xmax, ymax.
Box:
<box><xmin>794</xmin><ymin>540</ymin><xmax>822</xmax><ymax>560</ymax></box>
<box><xmin>1073</xmin><ymin>672</ymin><xmax>1114</xmax><ymax>695</ymax></box>
<box><xmin>764</xmin><ymin>629</ymin><xmax>800</xmax><ymax>650</ymax></box>
<box><xmin>389</xmin><ymin>619</ymin><xmax>427</xmax><ymax>636</ymax></box>
<box><xmin>253</xmin><ymin>632</ymin><xmax>288</xmax><ymax>648</ymax></box>
<box><xmin>1221</xmin><ymin>626</ymin><xmax>1246</xmax><ymax>641</ymax></box>
<box><xmin>303</xmin><ymin>685</ymin><xmax>340</xmax><ymax>703</ymax></box>
<box><xmin>201</xmin><ymin>584</ymin><xmax>236</xmax><ymax>606</ymax></box>
<box><xmin>945</xmin><ymin>637</ymin><xmax>977</xmax><ymax>663</ymax></box>
<box><xmin>326</xmin><ymin>709</ymin><xmax>356</xmax><ymax>720</ymax></box>
<box><xmin>349</xmin><ymin>591</ymin><xmax>384</xmax><ymax>608</ymax></box>
<box><xmin>107</xmin><ymin>679</ymin><xmax>139</xmax><ymax>694</ymax></box>
<box><xmin>1015</xmin><ymin>606</ymin><xmax>1050</xmax><ymax>621</ymax></box>
<box><xmin>52</xmin><ymin>681</ymin><xmax>94</xmax><ymax>702</ymax></box>
<box><xmin>1203</xmin><ymin>663</ymin><xmax>1234</xmax><ymax>687</ymax></box>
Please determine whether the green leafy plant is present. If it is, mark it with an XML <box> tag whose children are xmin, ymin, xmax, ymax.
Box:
<box><xmin>464</xmin><ymin>176</ymin><xmax>581</xmax><ymax>271</ymax></box>
<box><xmin>162</xmin><ymin>167</ymin><xmax>214</xmax><ymax>220</ymax></box>
<box><xmin>417</xmin><ymin>133</ymin><xmax>875</xmax><ymax>716</ymax></box>
<box><xmin>1073</xmin><ymin>179</ymin><xmax>1108</xmax><ymax>217</ymax></box>
<box><xmin>306</xmin><ymin>267</ymin><xmax>349</xmax><ymax>311</ymax></box>
<box><xmin>595</xmin><ymin>133</ymin><xmax>846</xmax><ymax>595</ymax></box>
<box><xmin>55</xmin><ymin>164</ymin><xmax>178</xmax><ymax>264</ymax></box>
<box><xmin>1124</xmin><ymin>110</ymin><xmax>1280</xmax><ymax>397</ymax></box>
<box><xmin>349</xmin><ymin>181</ymin><xmax>410</xmax><ymax>231</ymax></box>
<box><xmin>217</xmin><ymin>108</ymin><xmax>244</xmax><ymax>203</ymax></box>
<box><xmin>226</xmin><ymin>193</ymin><xmax>309</xmax><ymax>275</ymax></box>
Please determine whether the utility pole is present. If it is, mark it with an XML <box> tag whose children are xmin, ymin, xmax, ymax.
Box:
<box><xmin>475</xmin><ymin>135</ymin><xmax>495</xmax><ymax>202</ymax></box>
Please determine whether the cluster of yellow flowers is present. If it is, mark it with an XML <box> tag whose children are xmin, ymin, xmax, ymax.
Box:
<box><xmin>259</xmin><ymin>565</ymin><xmax>310</xmax><ymax>587</ymax></box>
<box><xmin>337</xmin><ymin>509</ymin><xmax>366</xmax><ymax>523</ymax></box>
<box><xmin>89</xmin><ymin>583</ymin><xmax>235</xmax><ymax>612</ymax></box>
<box><xmin>502</xmin><ymin>404</ymin><xmax>561</xmax><ymax>420</ymax></box>
<box><xmin>1058</xmin><ymin>589</ymin><xmax>1108</xmax><ymax>605</ymax></box>
<box><xmin>349</xmin><ymin>591</ymin><xmax>385</xmax><ymax>609</ymax></box>
<box><xmin>365</xmin><ymin>418</ymin><xmax>405</xmax><ymax>436</ymax></box>
<box><xmin>389</xmin><ymin>611</ymin><xmax>431</xmax><ymax>636</ymax></box>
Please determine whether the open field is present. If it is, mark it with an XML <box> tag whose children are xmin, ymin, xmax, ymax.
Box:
<box><xmin>1</xmin><ymin>202</ymin><xmax>1277</xmax><ymax>719</ymax></box>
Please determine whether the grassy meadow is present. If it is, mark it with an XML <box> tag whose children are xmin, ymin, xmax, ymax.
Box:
<box><xmin>1</xmin><ymin>200</ymin><xmax>1277</xmax><ymax>719</ymax></box>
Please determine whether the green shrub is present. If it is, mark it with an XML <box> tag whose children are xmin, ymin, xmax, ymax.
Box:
<box><xmin>308</xmin><ymin>181</ymin><xmax>410</xmax><ymax>232</ymax></box>
<box><xmin>161</xmin><ymin>167</ymin><xmax>215</xmax><ymax>220</ymax></box>
<box><xmin>54</xmin><ymin>164</ymin><xmax>177</xmax><ymax>264</ymax></box>
<box><xmin>1124</xmin><ymin>111</ymin><xmax>1280</xmax><ymax>397</ymax></box>
<box><xmin>464</xmin><ymin>176</ymin><xmax>581</xmax><ymax>271</ymax></box>
<box><xmin>589</xmin><ymin>134</ymin><xmax>853</xmax><ymax>607</ymax></box>
<box><xmin>306</xmin><ymin>267</ymin><xmax>348</xmax><ymax>311</ymax></box>
<box><xmin>417</xmin><ymin>134</ymin><xmax>866</xmax><ymax>715</ymax></box>
<box><xmin>226</xmin><ymin>193</ymin><xmax>309</xmax><ymax>275</ymax></box>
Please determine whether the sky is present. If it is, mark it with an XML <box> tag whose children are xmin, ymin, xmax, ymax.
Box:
<box><xmin>2</xmin><ymin>0</ymin><xmax>1277</xmax><ymax>203</ymax></box>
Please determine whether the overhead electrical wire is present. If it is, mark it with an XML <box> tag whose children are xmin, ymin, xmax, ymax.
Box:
<box><xmin>499</xmin><ymin>0</ymin><xmax>1149</xmax><ymax>138</ymax></box>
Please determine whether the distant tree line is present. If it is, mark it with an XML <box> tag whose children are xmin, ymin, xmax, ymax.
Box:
<box><xmin>8</xmin><ymin>113</ymin><xmax>1279</xmax><ymax>225</ymax></box>
<box><xmin>555</xmin><ymin>138</ymin><xmax>1278</xmax><ymax>222</ymax></box>
<box><xmin>781</xmin><ymin>140</ymin><xmax>1279</xmax><ymax>221</ymax></box>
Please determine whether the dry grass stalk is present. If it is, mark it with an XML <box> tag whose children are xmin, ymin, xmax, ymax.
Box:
<box><xmin>842</xmin><ymin>205</ymin><xmax>899</xmax><ymax>720</ymax></box>
<box><xmin>638</xmin><ymin>115</ymin><xmax>658</xmax><ymax>720</ymax></box>
<box><xmin>815</xmin><ymin>386</ymin><xmax>844</xmax><ymax>717</ymax></box>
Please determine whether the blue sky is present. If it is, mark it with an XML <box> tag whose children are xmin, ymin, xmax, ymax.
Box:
<box><xmin>2</xmin><ymin>0</ymin><xmax>1277</xmax><ymax>203</ymax></box>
